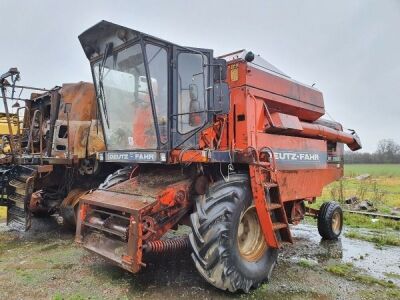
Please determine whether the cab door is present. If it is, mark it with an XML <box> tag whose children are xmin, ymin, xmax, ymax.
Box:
<box><xmin>172</xmin><ymin>47</ymin><xmax>213</xmax><ymax>149</ymax></box>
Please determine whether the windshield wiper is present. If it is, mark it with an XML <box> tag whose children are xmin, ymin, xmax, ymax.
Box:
<box><xmin>97</xmin><ymin>42</ymin><xmax>113</xmax><ymax>128</ymax></box>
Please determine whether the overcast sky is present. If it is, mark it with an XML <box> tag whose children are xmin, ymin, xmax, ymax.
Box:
<box><xmin>1</xmin><ymin>0</ymin><xmax>399</xmax><ymax>152</ymax></box>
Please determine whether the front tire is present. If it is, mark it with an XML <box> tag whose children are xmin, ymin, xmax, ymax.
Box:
<box><xmin>189</xmin><ymin>174</ymin><xmax>278</xmax><ymax>293</ymax></box>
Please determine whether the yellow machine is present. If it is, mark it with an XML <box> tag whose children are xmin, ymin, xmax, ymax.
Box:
<box><xmin>0</xmin><ymin>113</ymin><xmax>19</xmax><ymax>218</ymax></box>
<box><xmin>0</xmin><ymin>112</ymin><xmax>19</xmax><ymax>153</ymax></box>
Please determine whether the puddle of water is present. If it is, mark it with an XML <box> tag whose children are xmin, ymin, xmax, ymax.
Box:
<box><xmin>289</xmin><ymin>224</ymin><xmax>400</xmax><ymax>285</ymax></box>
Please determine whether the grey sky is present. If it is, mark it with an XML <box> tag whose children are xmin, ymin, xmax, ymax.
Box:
<box><xmin>1</xmin><ymin>0</ymin><xmax>399</xmax><ymax>152</ymax></box>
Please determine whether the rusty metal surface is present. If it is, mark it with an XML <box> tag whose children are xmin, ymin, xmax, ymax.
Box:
<box><xmin>52</xmin><ymin>82</ymin><xmax>105</xmax><ymax>159</ymax></box>
<box><xmin>60</xmin><ymin>188</ymin><xmax>87</xmax><ymax>208</ymax></box>
<box><xmin>76</xmin><ymin>166</ymin><xmax>193</xmax><ymax>274</ymax></box>
<box><xmin>83</xmin><ymin>231</ymin><xmax>127</xmax><ymax>266</ymax></box>
<box><xmin>58</xmin><ymin>82</ymin><xmax>96</xmax><ymax>121</ymax></box>
<box><xmin>36</xmin><ymin>164</ymin><xmax>53</xmax><ymax>173</ymax></box>
<box><xmin>79</xmin><ymin>190</ymin><xmax>154</xmax><ymax>214</ymax></box>
<box><xmin>108</xmin><ymin>168</ymin><xmax>187</xmax><ymax>199</ymax></box>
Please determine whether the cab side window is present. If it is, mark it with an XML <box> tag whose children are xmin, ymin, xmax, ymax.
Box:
<box><xmin>177</xmin><ymin>52</ymin><xmax>207</xmax><ymax>133</ymax></box>
<box><xmin>146</xmin><ymin>44</ymin><xmax>168</xmax><ymax>144</ymax></box>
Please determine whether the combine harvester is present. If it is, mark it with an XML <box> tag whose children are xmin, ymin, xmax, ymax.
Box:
<box><xmin>75</xmin><ymin>21</ymin><xmax>361</xmax><ymax>292</ymax></box>
<box><xmin>0</xmin><ymin>68</ymin><xmax>109</xmax><ymax>230</ymax></box>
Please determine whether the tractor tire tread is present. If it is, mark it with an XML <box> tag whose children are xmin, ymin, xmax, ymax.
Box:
<box><xmin>317</xmin><ymin>201</ymin><xmax>343</xmax><ymax>240</ymax></box>
<box><xmin>189</xmin><ymin>174</ymin><xmax>277</xmax><ymax>293</ymax></box>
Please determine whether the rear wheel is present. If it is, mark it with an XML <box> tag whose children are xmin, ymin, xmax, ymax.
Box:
<box><xmin>317</xmin><ymin>201</ymin><xmax>343</xmax><ymax>240</ymax></box>
<box><xmin>189</xmin><ymin>174</ymin><xmax>278</xmax><ymax>292</ymax></box>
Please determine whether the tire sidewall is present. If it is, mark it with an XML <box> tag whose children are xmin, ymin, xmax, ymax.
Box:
<box><xmin>318</xmin><ymin>201</ymin><xmax>343</xmax><ymax>239</ymax></box>
<box><xmin>330</xmin><ymin>206</ymin><xmax>343</xmax><ymax>237</ymax></box>
<box><xmin>225</xmin><ymin>181</ymin><xmax>277</xmax><ymax>283</ymax></box>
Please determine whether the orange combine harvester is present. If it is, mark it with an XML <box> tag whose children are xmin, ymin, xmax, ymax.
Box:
<box><xmin>75</xmin><ymin>21</ymin><xmax>361</xmax><ymax>292</ymax></box>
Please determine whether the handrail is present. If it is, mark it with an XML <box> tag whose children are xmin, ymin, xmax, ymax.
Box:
<box><xmin>26</xmin><ymin>109</ymin><xmax>43</xmax><ymax>164</ymax></box>
<box><xmin>15</xmin><ymin>106</ymin><xmax>28</xmax><ymax>155</ymax></box>
<box><xmin>259</xmin><ymin>146</ymin><xmax>276</xmax><ymax>172</ymax></box>
<box><xmin>247</xmin><ymin>92</ymin><xmax>277</xmax><ymax>173</ymax></box>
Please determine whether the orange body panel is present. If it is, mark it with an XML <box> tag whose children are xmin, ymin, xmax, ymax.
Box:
<box><xmin>227</xmin><ymin>62</ymin><xmax>325</xmax><ymax>122</ymax></box>
<box><xmin>222</xmin><ymin>61</ymin><xmax>344</xmax><ymax>203</ymax></box>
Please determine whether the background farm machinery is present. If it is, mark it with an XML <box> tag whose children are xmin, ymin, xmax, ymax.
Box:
<box><xmin>0</xmin><ymin>67</ymin><xmax>111</xmax><ymax>230</ymax></box>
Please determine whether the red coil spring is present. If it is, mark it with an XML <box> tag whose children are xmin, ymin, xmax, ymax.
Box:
<box><xmin>144</xmin><ymin>236</ymin><xmax>189</xmax><ymax>253</ymax></box>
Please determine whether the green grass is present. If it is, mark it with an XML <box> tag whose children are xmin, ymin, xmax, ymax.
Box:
<box><xmin>325</xmin><ymin>262</ymin><xmax>396</xmax><ymax>288</ymax></box>
<box><xmin>344</xmin><ymin>213</ymin><xmax>400</xmax><ymax>231</ymax></box>
<box><xmin>304</xmin><ymin>211</ymin><xmax>400</xmax><ymax>232</ymax></box>
<box><xmin>312</xmin><ymin>164</ymin><xmax>400</xmax><ymax>216</ymax></box>
<box><xmin>345</xmin><ymin>164</ymin><xmax>400</xmax><ymax>177</ymax></box>
<box><xmin>297</xmin><ymin>259</ymin><xmax>315</xmax><ymax>268</ymax></box>
<box><xmin>309</xmin><ymin>164</ymin><xmax>400</xmax><ymax>234</ymax></box>
<box><xmin>386</xmin><ymin>289</ymin><xmax>400</xmax><ymax>298</ymax></box>
<box><xmin>384</xmin><ymin>272</ymin><xmax>400</xmax><ymax>280</ymax></box>
<box><xmin>53</xmin><ymin>293</ymin><xmax>88</xmax><ymax>300</ymax></box>
<box><xmin>345</xmin><ymin>230</ymin><xmax>400</xmax><ymax>247</ymax></box>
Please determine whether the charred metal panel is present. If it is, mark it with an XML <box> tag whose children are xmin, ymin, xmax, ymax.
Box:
<box><xmin>51</xmin><ymin>82</ymin><xmax>105</xmax><ymax>159</ymax></box>
<box><xmin>87</xmin><ymin>120</ymin><xmax>105</xmax><ymax>156</ymax></box>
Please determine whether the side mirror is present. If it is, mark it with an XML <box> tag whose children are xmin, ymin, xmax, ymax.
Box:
<box><xmin>189</xmin><ymin>84</ymin><xmax>201</xmax><ymax>126</ymax></box>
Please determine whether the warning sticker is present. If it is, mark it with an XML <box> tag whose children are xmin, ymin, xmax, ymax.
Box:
<box><xmin>230</xmin><ymin>63</ymin><xmax>239</xmax><ymax>82</ymax></box>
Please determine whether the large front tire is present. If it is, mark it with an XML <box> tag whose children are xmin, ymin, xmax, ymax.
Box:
<box><xmin>189</xmin><ymin>174</ymin><xmax>278</xmax><ymax>293</ymax></box>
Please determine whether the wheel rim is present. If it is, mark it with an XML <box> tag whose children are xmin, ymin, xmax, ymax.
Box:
<box><xmin>237</xmin><ymin>206</ymin><xmax>267</xmax><ymax>262</ymax></box>
<box><xmin>331</xmin><ymin>210</ymin><xmax>342</xmax><ymax>235</ymax></box>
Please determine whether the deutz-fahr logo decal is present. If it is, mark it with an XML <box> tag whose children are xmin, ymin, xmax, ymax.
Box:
<box><xmin>273</xmin><ymin>150</ymin><xmax>327</xmax><ymax>169</ymax></box>
<box><xmin>274</xmin><ymin>152</ymin><xmax>320</xmax><ymax>161</ymax></box>
<box><xmin>105</xmin><ymin>151</ymin><xmax>157</xmax><ymax>162</ymax></box>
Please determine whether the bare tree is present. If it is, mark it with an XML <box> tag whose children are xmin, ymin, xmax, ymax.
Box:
<box><xmin>376</xmin><ymin>139</ymin><xmax>400</xmax><ymax>163</ymax></box>
<box><xmin>344</xmin><ymin>139</ymin><xmax>400</xmax><ymax>163</ymax></box>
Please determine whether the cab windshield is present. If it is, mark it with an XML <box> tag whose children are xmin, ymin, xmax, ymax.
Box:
<box><xmin>93</xmin><ymin>42</ymin><xmax>168</xmax><ymax>150</ymax></box>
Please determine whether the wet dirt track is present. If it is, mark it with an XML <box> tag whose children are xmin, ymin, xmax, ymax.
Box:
<box><xmin>0</xmin><ymin>218</ymin><xmax>399</xmax><ymax>300</ymax></box>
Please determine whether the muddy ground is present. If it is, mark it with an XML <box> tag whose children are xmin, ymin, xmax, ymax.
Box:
<box><xmin>0</xmin><ymin>217</ymin><xmax>399</xmax><ymax>300</ymax></box>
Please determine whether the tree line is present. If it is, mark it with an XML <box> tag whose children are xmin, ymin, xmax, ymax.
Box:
<box><xmin>344</xmin><ymin>139</ymin><xmax>400</xmax><ymax>164</ymax></box>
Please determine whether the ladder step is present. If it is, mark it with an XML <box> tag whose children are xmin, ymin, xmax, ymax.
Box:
<box><xmin>9</xmin><ymin>179</ymin><xmax>26</xmax><ymax>189</ymax></box>
<box><xmin>267</xmin><ymin>203</ymin><xmax>282</xmax><ymax>210</ymax></box>
<box><xmin>7</xmin><ymin>206</ymin><xmax>28</xmax><ymax>231</ymax></box>
<box><xmin>8</xmin><ymin>193</ymin><xmax>25</xmax><ymax>208</ymax></box>
<box><xmin>273</xmin><ymin>222</ymin><xmax>288</xmax><ymax>230</ymax></box>
<box><xmin>9</xmin><ymin>180</ymin><xmax>27</xmax><ymax>195</ymax></box>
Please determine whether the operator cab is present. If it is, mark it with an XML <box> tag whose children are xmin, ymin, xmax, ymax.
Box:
<box><xmin>79</xmin><ymin>21</ymin><xmax>229</xmax><ymax>163</ymax></box>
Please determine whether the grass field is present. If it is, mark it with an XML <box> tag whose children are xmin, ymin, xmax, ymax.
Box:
<box><xmin>315</xmin><ymin>164</ymin><xmax>400</xmax><ymax>211</ymax></box>
<box><xmin>310</xmin><ymin>163</ymin><xmax>400</xmax><ymax>238</ymax></box>
<box><xmin>345</xmin><ymin>164</ymin><xmax>400</xmax><ymax>178</ymax></box>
